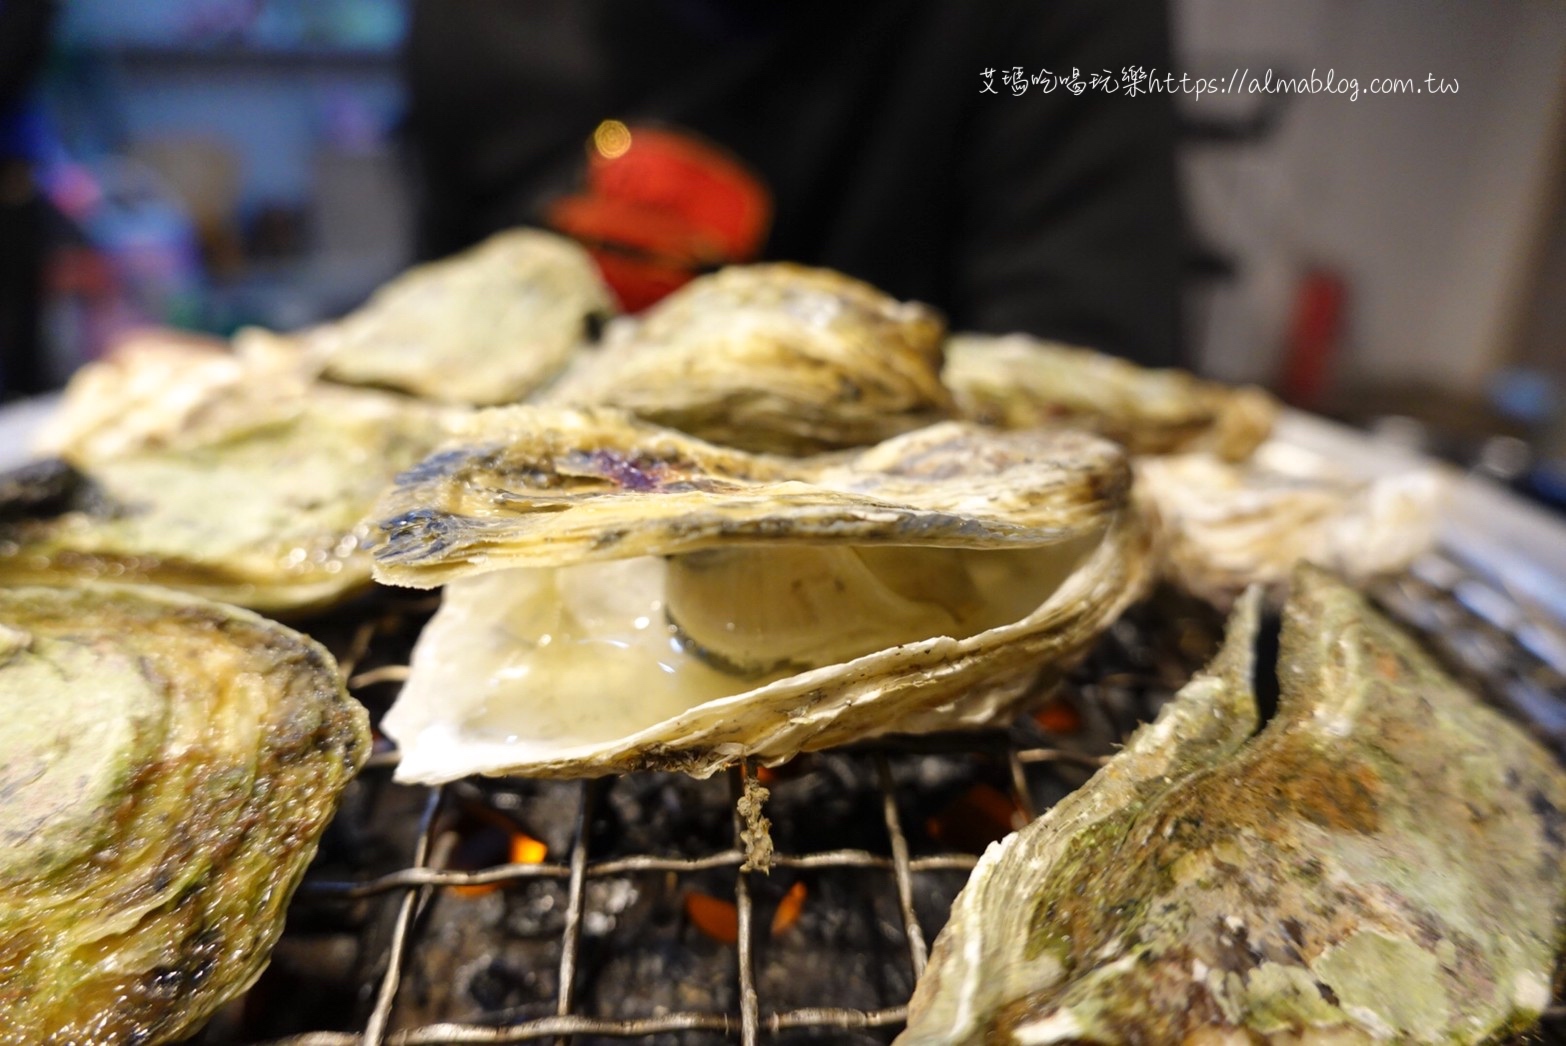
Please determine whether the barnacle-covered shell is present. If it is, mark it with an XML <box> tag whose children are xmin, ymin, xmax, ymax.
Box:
<box><xmin>0</xmin><ymin>584</ymin><xmax>368</xmax><ymax>1046</ymax></box>
<box><xmin>370</xmin><ymin>407</ymin><xmax>1153</xmax><ymax>780</ymax></box>
<box><xmin>541</xmin><ymin>263</ymin><xmax>953</xmax><ymax>453</ymax></box>
<box><xmin>2</xmin><ymin>344</ymin><xmax>457</xmax><ymax>613</ymax></box>
<box><xmin>1137</xmin><ymin>441</ymin><xmax>1445</xmax><ymax>609</ymax></box>
<box><xmin>901</xmin><ymin>566</ymin><xmax>1566</xmax><ymax>1045</ymax></box>
<box><xmin>943</xmin><ymin>333</ymin><xmax>1276</xmax><ymax>460</ymax></box>
<box><xmin>248</xmin><ymin>227</ymin><xmax>614</xmax><ymax>405</ymax></box>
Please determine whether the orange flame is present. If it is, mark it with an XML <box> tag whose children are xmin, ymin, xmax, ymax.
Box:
<box><xmin>510</xmin><ymin>832</ymin><xmax>548</xmax><ymax>865</ymax></box>
<box><xmin>452</xmin><ymin>827</ymin><xmax>548</xmax><ymax>898</ymax></box>
<box><xmin>770</xmin><ymin>881</ymin><xmax>807</xmax><ymax>935</ymax></box>
<box><xmin>685</xmin><ymin>892</ymin><xmax>739</xmax><ymax>944</ymax></box>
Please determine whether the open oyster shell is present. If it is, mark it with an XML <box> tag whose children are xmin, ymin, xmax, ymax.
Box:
<box><xmin>2</xmin><ymin>343</ymin><xmax>458</xmax><ymax>613</ymax></box>
<box><xmin>901</xmin><ymin>566</ymin><xmax>1566</xmax><ymax>1045</ymax></box>
<box><xmin>243</xmin><ymin>227</ymin><xmax>614</xmax><ymax>405</ymax></box>
<box><xmin>1137</xmin><ymin>440</ymin><xmax>1445</xmax><ymax>609</ymax></box>
<box><xmin>943</xmin><ymin>333</ymin><xmax>1277</xmax><ymax>460</ymax></box>
<box><xmin>0</xmin><ymin>584</ymin><xmax>368</xmax><ymax>1046</ymax></box>
<box><xmin>540</xmin><ymin>263</ymin><xmax>954</xmax><ymax>454</ymax></box>
<box><xmin>369</xmin><ymin>407</ymin><xmax>1153</xmax><ymax>780</ymax></box>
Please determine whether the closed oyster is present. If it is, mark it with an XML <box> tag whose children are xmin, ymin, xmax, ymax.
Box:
<box><xmin>541</xmin><ymin>263</ymin><xmax>954</xmax><ymax>454</ymax></box>
<box><xmin>31</xmin><ymin>335</ymin><xmax>264</xmax><ymax>463</ymax></box>
<box><xmin>1137</xmin><ymin>441</ymin><xmax>1445</xmax><ymax>609</ymax></box>
<box><xmin>245</xmin><ymin>227</ymin><xmax>614</xmax><ymax>405</ymax></box>
<box><xmin>901</xmin><ymin>567</ymin><xmax>1566</xmax><ymax>1045</ymax></box>
<box><xmin>943</xmin><ymin>333</ymin><xmax>1276</xmax><ymax>460</ymax></box>
<box><xmin>0</xmin><ymin>584</ymin><xmax>368</xmax><ymax>1046</ymax></box>
<box><xmin>2</xmin><ymin>343</ymin><xmax>457</xmax><ymax>613</ymax></box>
<box><xmin>370</xmin><ymin>407</ymin><xmax>1152</xmax><ymax>780</ymax></box>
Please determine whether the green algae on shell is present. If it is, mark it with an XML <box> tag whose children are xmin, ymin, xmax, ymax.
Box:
<box><xmin>0</xmin><ymin>584</ymin><xmax>369</xmax><ymax>1046</ymax></box>
<box><xmin>899</xmin><ymin>566</ymin><xmax>1566</xmax><ymax>1045</ymax></box>
<box><xmin>943</xmin><ymin>332</ymin><xmax>1277</xmax><ymax>460</ymax></box>
<box><xmin>540</xmin><ymin>263</ymin><xmax>954</xmax><ymax>454</ymax></box>
<box><xmin>1</xmin><ymin>343</ymin><xmax>459</xmax><ymax>614</ymax></box>
<box><xmin>368</xmin><ymin>407</ymin><xmax>1154</xmax><ymax>781</ymax></box>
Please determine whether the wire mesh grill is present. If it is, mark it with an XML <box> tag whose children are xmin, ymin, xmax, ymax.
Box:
<box><xmin>209</xmin><ymin>543</ymin><xmax>1566</xmax><ymax>1046</ymax></box>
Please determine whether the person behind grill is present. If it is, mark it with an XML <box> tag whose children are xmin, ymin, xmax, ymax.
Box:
<box><xmin>403</xmin><ymin>0</ymin><xmax>1187</xmax><ymax>368</ymax></box>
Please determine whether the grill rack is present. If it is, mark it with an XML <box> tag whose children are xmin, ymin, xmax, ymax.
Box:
<box><xmin>232</xmin><ymin>544</ymin><xmax>1566</xmax><ymax>1046</ymax></box>
<box><xmin>251</xmin><ymin>745</ymin><xmax>1106</xmax><ymax>1045</ymax></box>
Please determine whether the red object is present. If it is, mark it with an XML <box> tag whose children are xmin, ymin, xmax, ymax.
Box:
<box><xmin>1032</xmin><ymin>696</ymin><xmax>1083</xmax><ymax>736</ymax></box>
<box><xmin>1279</xmin><ymin>268</ymin><xmax>1348</xmax><ymax>410</ymax></box>
<box><xmin>547</xmin><ymin>125</ymin><xmax>772</xmax><ymax>312</ymax></box>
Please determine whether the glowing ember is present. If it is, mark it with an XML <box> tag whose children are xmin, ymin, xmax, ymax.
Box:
<box><xmin>684</xmin><ymin>892</ymin><xmax>738</xmax><ymax>944</ymax></box>
<box><xmin>448</xmin><ymin>805</ymin><xmax>549</xmax><ymax>899</ymax></box>
<box><xmin>924</xmin><ymin>782</ymin><xmax>1024</xmax><ymax>853</ymax></box>
<box><xmin>770</xmin><ymin>881</ymin><xmax>807</xmax><ymax>935</ymax></box>
<box><xmin>510</xmin><ymin>832</ymin><xmax>548</xmax><ymax>865</ymax></box>
<box><xmin>1033</xmin><ymin>695</ymin><xmax>1083</xmax><ymax>735</ymax></box>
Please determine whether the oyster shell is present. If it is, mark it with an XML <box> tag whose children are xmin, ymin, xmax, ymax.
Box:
<box><xmin>0</xmin><ymin>583</ymin><xmax>368</xmax><ymax>1046</ymax></box>
<box><xmin>900</xmin><ymin>566</ymin><xmax>1566</xmax><ymax>1045</ymax></box>
<box><xmin>2</xmin><ymin>343</ymin><xmax>457</xmax><ymax>613</ymax></box>
<box><xmin>31</xmin><ymin>335</ymin><xmax>265</xmax><ymax>463</ymax></box>
<box><xmin>1137</xmin><ymin>441</ymin><xmax>1445</xmax><ymax>609</ymax></box>
<box><xmin>369</xmin><ymin>407</ymin><xmax>1153</xmax><ymax>780</ymax></box>
<box><xmin>943</xmin><ymin>332</ymin><xmax>1277</xmax><ymax>460</ymax></box>
<box><xmin>243</xmin><ymin>227</ymin><xmax>614</xmax><ymax>405</ymax></box>
<box><xmin>540</xmin><ymin>263</ymin><xmax>954</xmax><ymax>453</ymax></box>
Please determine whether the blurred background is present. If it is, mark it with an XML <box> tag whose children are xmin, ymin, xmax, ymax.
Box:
<box><xmin>3</xmin><ymin>0</ymin><xmax>1564</xmax><ymax>504</ymax></box>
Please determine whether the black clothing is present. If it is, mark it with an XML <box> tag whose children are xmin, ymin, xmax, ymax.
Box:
<box><xmin>406</xmin><ymin>0</ymin><xmax>1185</xmax><ymax>366</ymax></box>
<box><xmin>0</xmin><ymin>0</ymin><xmax>56</xmax><ymax>398</ymax></box>
<box><xmin>0</xmin><ymin>0</ymin><xmax>54</xmax><ymax>112</ymax></box>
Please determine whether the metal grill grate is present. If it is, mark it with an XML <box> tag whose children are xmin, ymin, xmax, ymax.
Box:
<box><xmin>247</xmin><ymin>751</ymin><xmax>1112</xmax><ymax>1045</ymax></box>
<box><xmin>221</xmin><ymin>545</ymin><xmax>1566</xmax><ymax>1046</ymax></box>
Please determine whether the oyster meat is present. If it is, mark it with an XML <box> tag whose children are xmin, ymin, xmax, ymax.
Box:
<box><xmin>1137</xmin><ymin>440</ymin><xmax>1445</xmax><ymax>608</ymax></box>
<box><xmin>900</xmin><ymin>566</ymin><xmax>1566</xmax><ymax>1045</ymax></box>
<box><xmin>244</xmin><ymin>227</ymin><xmax>614</xmax><ymax>405</ymax></box>
<box><xmin>0</xmin><ymin>584</ymin><xmax>369</xmax><ymax>1046</ymax></box>
<box><xmin>541</xmin><ymin>263</ymin><xmax>954</xmax><ymax>454</ymax></box>
<box><xmin>2</xmin><ymin>343</ymin><xmax>458</xmax><ymax>613</ymax></box>
<box><xmin>370</xmin><ymin>407</ymin><xmax>1153</xmax><ymax>780</ymax></box>
<box><xmin>943</xmin><ymin>332</ymin><xmax>1277</xmax><ymax>460</ymax></box>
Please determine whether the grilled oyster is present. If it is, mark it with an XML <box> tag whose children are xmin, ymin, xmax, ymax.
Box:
<box><xmin>901</xmin><ymin>567</ymin><xmax>1566</xmax><ymax>1045</ymax></box>
<box><xmin>370</xmin><ymin>407</ymin><xmax>1152</xmax><ymax>780</ymax></box>
<box><xmin>31</xmin><ymin>335</ymin><xmax>264</xmax><ymax>463</ymax></box>
<box><xmin>2</xmin><ymin>343</ymin><xmax>457</xmax><ymax>613</ymax></box>
<box><xmin>0</xmin><ymin>584</ymin><xmax>368</xmax><ymax>1046</ymax></box>
<box><xmin>243</xmin><ymin>227</ymin><xmax>614</xmax><ymax>405</ymax></box>
<box><xmin>541</xmin><ymin>263</ymin><xmax>954</xmax><ymax>454</ymax></box>
<box><xmin>1137</xmin><ymin>441</ymin><xmax>1444</xmax><ymax>609</ymax></box>
<box><xmin>943</xmin><ymin>333</ymin><xmax>1276</xmax><ymax>460</ymax></box>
